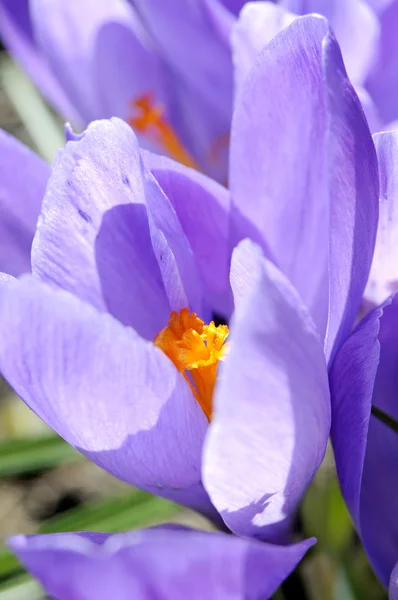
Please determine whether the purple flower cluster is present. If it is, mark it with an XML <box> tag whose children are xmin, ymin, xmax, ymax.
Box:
<box><xmin>1</xmin><ymin>3</ymin><xmax>398</xmax><ymax>599</ymax></box>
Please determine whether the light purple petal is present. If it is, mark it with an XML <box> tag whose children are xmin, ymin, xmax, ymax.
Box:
<box><xmin>366</xmin><ymin>0</ymin><xmax>398</xmax><ymax>124</ymax></box>
<box><xmin>230</xmin><ymin>15</ymin><xmax>330</xmax><ymax>338</ymax></box>
<box><xmin>283</xmin><ymin>0</ymin><xmax>380</xmax><ymax>85</ymax></box>
<box><xmin>0</xmin><ymin>129</ymin><xmax>49</xmax><ymax>277</ymax></box>
<box><xmin>0</xmin><ymin>275</ymin><xmax>211</xmax><ymax>511</ymax></box>
<box><xmin>93</xmin><ymin>16</ymin><xmax>169</xmax><ymax>125</ymax></box>
<box><xmin>359</xmin><ymin>296</ymin><xmax>398</xmax><ymax>586</ymax></box>
<box><xmin>323</xmin><ymin>31</ymin><xmax>379</xmax><ymax>361</ymax></box>
<box><xmin>32</xmin><ymin>118</ymin><xmax>204</xmax><ymax>340</ymax></box>
<box><xmin>9</xmin><ymin>528</ymin><xmax>315</xmax><ymax>600</ymax></box>
<box><xmin>231</xmin><ymin>2</ymin><xmax>296</xmax><ymax>94</ymax></box>
<box><xmin>143</xmin><ymin>151</ymin><xmax>233</xmax><ymax>318</ymax></box>
<box><xmin>230</xmin><ymin>15</ymin><xmax>379</xmax><ymax>361</ymax></box>
<box><xmin>29</xmin><ymin>0</ymin><xmax>153</xmax><ymax>125</ymax></box>
<box><xmin>366</xmin><ymin>131</ymin><xmax>398</xmax><ymax>305</ymax></box>
<box><xmin>203</xmin><ymin>240</ymin><xmax>330</xmax><ymax>541</ymax></box>
<box><xmin>0</xmin><ymin>0</ymin><xmax>79</xmax><ymax>122</ymax></box>
<box><xmin>364</xmin><ymin>0</ymin><xmax>394</xmax><ymax>13</ymax></box>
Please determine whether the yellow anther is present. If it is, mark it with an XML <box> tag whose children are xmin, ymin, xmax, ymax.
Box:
<box><xmin>154</xmin><ymin>308</ymin><xmax>229</xmax><ymax>420</ymax></box>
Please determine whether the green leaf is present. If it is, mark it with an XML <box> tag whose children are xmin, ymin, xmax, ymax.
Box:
<box><xmin>0</xmin><ymin>574</ymin><xmax>44</xmax><ymax>600</ymax></box>
<box><xmin>0</xmin><ymin>56</ymin><xmax>65</xmax><ymax>163</ymax></box>
<box><xmin>334</xmin><ymin>566</ymin><xmax>360</xmax><ymax>600</ymax></box>
<box><xmin>38</xmin><ymin>488</ymin><xmax>179</xmax><ymax>534</ymax></box>
<box><xmin>0</xmin><ymin>549</ymin><xmax>19</xmax><ymax>579</ymax></box>
<box><xmin>301</xmin><ymin>469</ymin><xmax>352</xmax><ymax>555</ymax></box>
<box><xmin>0</xmin><ymin>434</ymin><xmax>82</xmax><ymax>477</ymax></box>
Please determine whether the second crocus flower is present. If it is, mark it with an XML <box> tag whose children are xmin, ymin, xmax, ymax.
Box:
<box><xmin>0</xmin><ymin>0</ymin><xmax>233</xmax><ymax>180</ymax></box>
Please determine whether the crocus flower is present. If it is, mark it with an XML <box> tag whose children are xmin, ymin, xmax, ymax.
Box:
<box><xmin>0</xmin><ymin>0</ymin><xmax>389</xmax><ymax>185</ymax></box>
<box><xmin>330</xmin><ymin>129</ymin><xmax>398</xmax><ymax>590</ymax></box>
<box><xmin>0</xmin><ymin>16</ymin><xmax>378</xmax><ymax>542</ymax></box>
<box><xmin>8</xmin><ymin>527</ymin><xmax>315</xmax><ymax>599</ymax></box>
<box><xmin>0</xmin><ymin>0</ymin><xmax>233</xmax><ymax>180</ymax></box>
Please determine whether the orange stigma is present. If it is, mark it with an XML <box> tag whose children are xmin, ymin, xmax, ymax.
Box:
<box><xmin>154</xmin><ymin>308</ymin><xmax>229</xmax><ymax>420</ymax></box>
<box><xmin>128</xmin><ymin>94</ymin><xmax>199</xmax><ymax>169</ymax></box>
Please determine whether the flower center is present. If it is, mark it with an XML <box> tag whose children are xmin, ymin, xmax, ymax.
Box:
<box><xmin>128</xmin><ymin>94</ymin><xmax>199</xmax><ymax>169</ymax></box>
<box><xmin>154</xmin><ymin>308</ymin><xmax>229</xmax><ymax>420</ymax></box>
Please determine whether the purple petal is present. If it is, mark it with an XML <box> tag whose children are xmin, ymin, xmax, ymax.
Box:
<box><xmin>330</xmin><ymin>296</ymin><xmax>398</xmax><ymax>586</ymax></box>
<box><xmin>202</xmin><ymin>0</ymin><xmax>235</xmax><ymax>44</ymax></box>
<box><xmin>9</xmin><ymin>528</ymin><xmax>315</xmax><ymax>600</ymax></box>
<box><xmin>323</xmin><ymin>30</ymin><xmax>379</xmax><ymax>361</ymax></box>
<box><xmin>133</xmin><ymin>0</ymin><xmax>233</xmax><ymax>108</ymax></box>
<box><xmin>93</xmin><ymin>16</ymin><xmax>169</xmax><ymax>126</ymax></box>
<box><xmin>366</xmin><ymin>0</ymin><xmax>398</xmax><ymax>124</ymax></box>
<box><xmin>0</xmin><ymin>275</ymin><xmax>210</xmax><ymax>512</ymax></box>
<box><xmin>32</xmin><ymin>118</ymin><xmax>204</xmax><ymax>340</ymax></box>
<box><xmin>132</xmin><ymin>0</ymin><xmax>233</xmax><ymax>178</ymax></box>
<box><xmin>203</xmin><ymin>240</ymin><xmax>330</xmax><ymax>541</ymax></box>
<box><xmin>230</xmin><ymin>15</ymin><xmax>379</xmax><ymax>360</ymax></box>
<box><xmin>366</xmin><ymin>131</ymin><xmax>398</xmax><ymax>305</ymax></box>
<box><xmin>230</xmin><ymin>15</ymin><xmax>330</xmax><ymax>338</ymax></box>
<box><xmin>29</xmin><ymin>0</ymin><xmax>152</xmax><ymax>125</ymax></box>
<box><xmin>0</xmin><ymin>129</ymin><xmax>49</xmax><ymax>277</ymax></box>
<box><xmin>143</xmin><ymin>151</ymin><xmax>232</xmax><ymax>318</ymax></box>
<box><xmin>330</xmin><ymin>303</ymin><xmax>384</xmax><ymax>525</ymax></box>
<box><xmin>355</xmin><ymin>86</ymin><xmax>382</xmax><ymax>133</ymax></box>
<box><xmin>359</xmin><ymin>296</ymin><xmax>398</xmax><ymax>586</ymax></box>
<box><xmin>231</xmin><ymin>2</ymin><xmax>296</xmax><ymax>93</ymax></box>
<box><xmin>284</xmin><ymin>0</ymin><xmax>380</xmax><ymax>85</ymax></box>
<box><xmin>0</xmin><ymin>0</ymin><xmax>79</xmax><ymax>122</ymax></box>
<box><xmin>219</xmin><ymin>0</ymin><xmax>255</xmax><ymax>15</ymax></box>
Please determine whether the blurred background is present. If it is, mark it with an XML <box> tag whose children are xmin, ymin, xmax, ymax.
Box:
<box><xmin>0</xmin><ymin>32</ymin><xmax>389</xmax><ymax>600</ymax></box>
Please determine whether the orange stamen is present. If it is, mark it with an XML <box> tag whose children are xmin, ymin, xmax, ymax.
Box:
<box><xmin>154</xmin><ymin>308</ymin><xmax>229</xmax><ymax>420</ymax></box>
<box><xmin>128</xmin><ymin>94</ymin><xmax>199</xmax><ymax>170</ymax></box>
<box><xmin>207</xmin><ymin>131</ymin><xmax>230</xmax><ymax>164</ymax></box>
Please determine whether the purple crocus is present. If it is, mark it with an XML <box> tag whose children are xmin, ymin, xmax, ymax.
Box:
<box><xmin>0</xmin><ymin>0</ymin><xmax>391</xmax><ymax>184</ymax></box>
<box><xmin>330</xmin><ymin>129</ymin><xmax>398</xmax><ymax>590</ymax></box>
<box><xmin>0</xmin><ymin>16</ymin><xmax>378</xmax><ymax>543</ymax></box>
<box><xmin>8</xmin><ymin>527</ymin><xmax>314</xmax><ymax>599</ymax></box>
<box><xmin>0</xmin><ymin>0</ymin><xmax>233</xmax><ymax>180</ymax></box>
